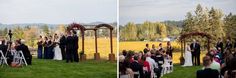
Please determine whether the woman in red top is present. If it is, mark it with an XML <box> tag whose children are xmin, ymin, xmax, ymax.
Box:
<box><xmin>140</xmin><ymin>55</ymin><xmax>151</xmax><ymax>78</ymax></box>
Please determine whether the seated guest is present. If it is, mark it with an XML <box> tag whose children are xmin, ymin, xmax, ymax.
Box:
<box><xmin>146</xmin><ymin>52</ymin><xmax>158</xmax><ymax>78</ymax></box>
<box><xmin>221</xmin><ymin>49</ymin><xmax>234</xmax><ymax>76</ymax></box>
<box><xmin>206</xmin><ymin>52</ymin><xmax>221</xmax><ymax>72</ymax></box>
<box><xmin>196</xmin><ymin>56</ymin><xmax>219</xmax><ymax>78</ymax></box>
<box><xmin>130</xmin><ymin>55</ymin><xmax>143</xmax><ymax>78</ymax></box>
<box><xmin>15</xmin><ymin>40</ymin><xmax>32</xmax><ymax>65</ymax></box>
<box><xmin>0</xmin><ymin>40</ymin><xmax>8</xmax><ymax>55</ymax></box>
<box><xmin>224</xmin><ymin>57</ymin><xmax>236</xmax><ymax>78</ymax></box>
<box><xmin>119</xmin><ymin>55</ymin><xmax>134</xmax><ymax>78</ymax></box>
<box><xmin>140</xmin><ymin>55</ymin><xmax>151</xmax><ymax>78</ymax></box>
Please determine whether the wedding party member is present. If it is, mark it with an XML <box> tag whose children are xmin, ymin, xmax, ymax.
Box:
<box><xmin>72</xmin><ymin>31</ymin><xmax>79</xmax><ymax>62</ymax></box>
<box><xmin>225</xmin><ymin>39</ymin><xmax>232</xmax><ymax>50</ymax></box>
<box><xmin>197</xmin><ymin>56</ymin><xmax>219</xmax><ymax>78</ymax></box>
<box><xmin>43</xmin><ymin>37</ymin><xmax>49</xmax><ymax>59</ymax></box>
<box><xmin>15</xmin><ymin>40</ymin><xmax>32</xmax><ymax>65</ymax></box>
<box><xmin>166</xmin><ymin>41</ymin><xmax>173</xmax><ymax>58</ymax></box>
<box><xmin>190</xmin><ymin>39</ymin><xmax>201</xmax><ymax>66</ymax></box>
<box><xmin>183</xmin><ymin>43</ymin><xmax>193</xmax><ymax>67</ymax></box>
<box><xmin>37</xmin><ymin>35</ymin><xmax>43</xmax><ymax>59</ymax></box>
<box><xmin>130</xmin><ymin>55</ymin><xmax>143</xmax><ymax>78</ymax></box>
<box><xmin>158</xmin><ymin>43</ymin><xmax>164</xmax><ymax>52</ymax></box>
<box><xmin>150</xmin><ymin>44</ymin><xmax>157</xmax><ymax>54</ymax></box>
<box><xmin>66</xmin><ymin>31</ymin><xmax>74</xmax><ymax>63</ymax></box>
<box><xmin>53</xmin><ymin>34</ymin><xmax>62</xmax><ymax>60</ymax></box>
<box><xmin>48</xmin><ymin>36</ymin><xmax>54</xmax><ymax>59</ymax></box>
<box><xmin>59</xmin><ymin>34</ymin><xmax>66</xmax><ymax>60</ymax></box>
<box><xmin>143</xmin><ymin>44</ymin><xmax>150</xmax><ymax>54</ymax></box>
<box><xmin>0</xmin><ymin>40</ymin><xmax>8</xmax><ymax>55</ymax></box>
<box><xmin>216</xmin><ymin>38</ymin><xmax>223</xmax><ymax>52</ymax></box>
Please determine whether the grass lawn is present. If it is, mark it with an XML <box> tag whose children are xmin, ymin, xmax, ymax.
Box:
<box><xmin>162</xmin><ymin>64</ymin><xmax>203</xmax><ymax>78</ymax></box>
<box><xmin>0</xmin><ymin>58</ymin><xmax>117</xmax><ymax>78</ymax></box>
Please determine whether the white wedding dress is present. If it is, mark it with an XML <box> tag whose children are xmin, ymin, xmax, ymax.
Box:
<box><xmin>182</xmin><ymin>45</ymin><xmax>193</xmax><ymax>67</ymax></box>
<box><xmin>53</xmin><ymin>39</ymin><xmax>62</xmax><ymax>60</ymax></box>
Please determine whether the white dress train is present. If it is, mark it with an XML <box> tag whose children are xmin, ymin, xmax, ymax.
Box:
<box><xmin>183</xmin><ymin>46</ymin><xmax>193</xmax><ymax>67</ymax></box>
<box><xmin>53</xmin><ymin>39</ymin><xmax>62</xmax><ymax>60</ymax></box>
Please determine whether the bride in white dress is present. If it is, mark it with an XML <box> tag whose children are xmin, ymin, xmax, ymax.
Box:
<box><xmin>182</xmin><ymin>43</ymin><xmax>193</xmax><ymax>67</ymax></box>
<box><xmin>53</xmin><ymin>34</ymin><xmax>62</xmax><ymax>60</ymax></box>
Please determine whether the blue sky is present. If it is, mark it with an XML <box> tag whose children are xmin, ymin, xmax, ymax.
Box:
<box><xmin>120</xmin><ymin>0</ymin><xmax>236</xmax><ymax>25</ymax></box>
<box><xmin>0</xmin><ymin>0</ymin><xmax>117</xmax><ymax>24</ymax></box>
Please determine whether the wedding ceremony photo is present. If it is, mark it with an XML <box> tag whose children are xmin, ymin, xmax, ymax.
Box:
<box><xmin>119</xmin><ymin>0</ymin><xmax>236</xmax><ymax>78</ymax></box>
<box><xmin>1</xmin><ymin>0</ymin><xmax>236</xmax><ymax>78</ymax></box>
<box><xmin>0</xmin><ymin>0</ymin><xmax>117</xmax><ymax>78</ymax></box>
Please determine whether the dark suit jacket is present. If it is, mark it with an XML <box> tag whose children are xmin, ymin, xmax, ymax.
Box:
<box><xmin>59</xmin><ymin>35</ymin><xmax>66</xmax><ymax>48</ymax></box>
<box><xmin>190</xmin><ymin>43</ymin><xmax>200</xmax><ymax>55</ymax></box>
<box><xmin>66</xmin><ymin>35</ymin><xmax>74</xmax><ymax>50</ymax></box>
<box><xmin>73</xmin><ymin>35</ymin><xmax>79</xmax><ymax>50</ymax></box>
<box><xmin>216</xmin><ymin>42</ymin><xmax>223</xmax><ymax>50</ymax></box>
<box><xmin>15</xmin><ymin>44</ymin><xmax>31</xmax><ymax>57</ymax></box>
<box><xmin>197</xmin><ymin>68</ymin><xmax>219</xmax><ymax>78</ymax></box>
<box><xmin>130</xmin><ymin>61</ymin><xmax>143</xmax><ymax>78</ymax></box>
<box><xmin>0</xmin><ymin>44</ymin><xmax>8</xmax><ymax>55</ymax></box>
<box><xmin>225</xmin><ymin>42</ymin><xmax>232</xmax><ymax>49</ymax></box>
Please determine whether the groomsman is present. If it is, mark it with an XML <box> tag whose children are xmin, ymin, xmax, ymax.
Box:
<box><xmin>216</xmin><ymin>38</ymin><xmax>223</xmax><ymax>52</ymax></box>
<box><xmin>225</xmin><ymin>38</ymin><xmax>232</xmax><ymax>50</ymax></box>
<box><xmin>59</xmin><ymin>34</ymin><xmax>66</xmax><ymax>60</ymax></box>
<box><xmin>66</xmin><ymin>31</ymin><xmax>74</xmax><ymax>63</ymax></box>
<box><xmin>72</xmin><ymin>30</ymin><xmax>79</xmax><ymax>62</ymax></box>
<box><xmin>190</xmin><ymin>39</ymin><xmax>201</xmax><ymax>66</ymax></box>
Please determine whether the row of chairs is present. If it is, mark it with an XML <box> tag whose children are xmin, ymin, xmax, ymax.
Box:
<box><xmin>0</xmin><ymin>50</ymin><xmax>27</xmax><ymax>67</ymax></box>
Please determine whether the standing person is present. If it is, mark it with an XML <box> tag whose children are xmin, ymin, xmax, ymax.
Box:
<box><xmin>150</xmin><ymin>44</ymin><xmax>157</xmax><ymax>54</ymax></box>
<box><xmin>43</xmin><ymin>37</ymin><xmax>48</xmax><ymax>59</ymax></box>
<box><xmin>166</xmin><ymin>41</ymin><xmax>173</xmax><ymax>58</ymax></box>
<box><xmin>196</xmin><ymin>40</ymin><xmax>201</xmax><ymax>66</ymax></box>
<box><xmin>182</xmin><ymin>43</ymin><xmax>193</xmax><ymax>67</ymax></box>
<box><xmin>53</xmin><ymin>34</ymin><xmax>62</xmax><ymax>60</ymax></box>
<box><xmin>72</xmin><ymin>30</ymin><xmax>79</xmax><ymax>62</ymax></box>
<box><xmin>143</xmin><ymin>44</ymin><xmax>150</xmax><ymax>54</ymax></box>
<box><xmin>59</xmin><ymin>34</ymin><xmax>66</xmax><ymax>60</ymax></box>
<box><xmin>37</xmin><ymin>35</ymin><xmax>43</xmax><ymax>59</ymax></box>
<box><xmin>48</xmin><ymin>35</ymin><xmax>54</xmax><ymax>59</ymax></box>
<box><xmin>190</xmin><ymin>39</ymin><xmax>200</xmax><ymax>66</ymax></box>
<box><xmin>216</xmin><ymin>38</ymin><xmax>223</xmax><ymax>52</ymax></box>
<box><xmin>66</xmin><ymin>31</ymin><xmax>74</xmax><ymax>63</ymax></box>
<box><xmin>225</xmin><ymin>38</ymin><xmax>232</xmax><ymax>51</ymax></box>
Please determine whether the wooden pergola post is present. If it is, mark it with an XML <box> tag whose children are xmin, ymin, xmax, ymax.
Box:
<box><xmin>109</xmin><ymin>29</ymin><xmax>115</xmax><ymax>61</ymax></box>
<box><xmin>94</xmin><ymin>29</ymin><xmax>100</xmax><ymax>60</ymax></box>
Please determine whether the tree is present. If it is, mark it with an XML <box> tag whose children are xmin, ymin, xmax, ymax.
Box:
<box><xmin>41</xmin><ymin>25</ymin><xmax>50</xmax><ymax>36</ymax></box>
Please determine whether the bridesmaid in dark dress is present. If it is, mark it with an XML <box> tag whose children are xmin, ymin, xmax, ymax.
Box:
<box><xmin>37</xmin><ymin>35</ymin><xmax>43</xmax><ymax>59</ymax></box>
<box><xmin>48</xmin><ymin>35</ymin><xmax>54</xmax><ymax>59</ymax></box>
<box><xmin>43</xmin><ymin>37</ymin><xmax>48</xmax><ymax>59</ymax></box>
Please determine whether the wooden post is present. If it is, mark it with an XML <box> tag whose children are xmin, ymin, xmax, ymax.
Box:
<box><xmin>94</xmin><ymin>29</ymin><xmax>100</xmax><ymax>60</ymax></box>
<box><xmin>109</xmin><ymin>29</ymin><xmax>115</xmax><ymax>61</ymax></box>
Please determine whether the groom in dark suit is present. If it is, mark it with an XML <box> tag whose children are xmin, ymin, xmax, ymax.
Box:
<box><xmin>190</xmin><ymin>39</ymin><xmax>201</xmax><ymax>66</ymax></box>
<box><xmin>72</xmin><ymin>30</ymin><xmax>79</xmax><ymax>62</ymax></box>
<box><xmin>66</xmin><ymin>31</ymin><xmax>74</xmax><ymax>63</ymax></box>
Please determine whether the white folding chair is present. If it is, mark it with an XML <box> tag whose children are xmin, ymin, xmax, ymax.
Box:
<box><xmin>12</xmin><ymin>50</ymin><xmax>28</xmax><ymax>66</ymax></box>
<box><xmin>0</xmin><ymin>50</ymin><xmax>8</xmax><ymax>66</ymax></box>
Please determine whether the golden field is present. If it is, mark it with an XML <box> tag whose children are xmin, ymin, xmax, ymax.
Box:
<box><xmin>78</xmin><ymin>37</ymin><xmax>117</xmax><ymax>60</ymax></box>
<box><xmin>119</xmin><ymin>41</ymin><xmax>206</xmax><ymax>64</ymax></box>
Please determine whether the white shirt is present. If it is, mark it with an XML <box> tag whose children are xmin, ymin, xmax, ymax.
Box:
<box><xmin>146</xmin><ymin>57</ymin><xmax>158</xmax><ymax>70</ymax></box>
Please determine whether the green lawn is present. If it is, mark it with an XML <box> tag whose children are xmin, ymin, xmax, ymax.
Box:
<box><xmin>0</xmin><ymin>59</ymin><xmax>117</xmax><ymax>78</ymax></box>
<box><xmin>162</xmin><ymin>65</ymin><xmax>203</xmax><ymax>78</ymax></box>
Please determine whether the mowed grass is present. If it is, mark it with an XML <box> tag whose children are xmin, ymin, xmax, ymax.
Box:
<box><xmin>162</xmin><ymin>65</ymin><xmax>203</xmax><ymax>78</ymax></box>
<box><xmin>0</xmin><ymin>58</ymin><xmax>117</xmax><ymax>78</ymax></box>
<box><xmin>79</xmin><ymin>37</ymin><xmax>117</xmax><ymax>60</ymax></box>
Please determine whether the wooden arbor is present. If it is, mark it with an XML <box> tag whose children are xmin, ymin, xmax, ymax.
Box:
<box><xmin>179</xmin><ymin>32</ymin><xmax>211</xmax><ymax>65</ymax></box>
<box><xmin>67</xmin><ymin>23</ymin><xmax>115</xmax><ymax>61</ymax></box>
